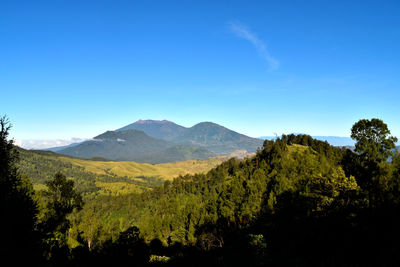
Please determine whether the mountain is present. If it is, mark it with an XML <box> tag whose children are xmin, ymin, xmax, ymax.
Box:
<box><xmin>59</xmin><ymin>130</ymin><xmax>172</xmax><ymax>161</ymax></box>
<box><xmin>171</xmin><ymin>122</ymin><xmax>263</xmax><ymax>154</ymax></box>
<box><xmin>55</xmin><ymin>120</ymin><xmax>263</xmax><ymax>162</ymax></box>
<box><xmin>117</xmin><ymin>119</ymin><xmax>187</xmax><ymax>140</ymax></box>
<box><xmin>57</xmin><ymin>129</ymin><xmax>217</xmax><ymax>164</ymax></box>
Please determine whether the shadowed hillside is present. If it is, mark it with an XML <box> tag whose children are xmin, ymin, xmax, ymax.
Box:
<box><xmin>59</xmin><ymin>130</ymin><xmax>172</xmax><ymax>161</ymax></box>
<box><xmin>171</xmin><ymin>122</ymin><xmax>263</xmax><ymax>154</ymax></box>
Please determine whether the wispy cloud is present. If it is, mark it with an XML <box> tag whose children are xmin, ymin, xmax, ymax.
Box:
<box><xmin>229</xmin><ymin>21</ymin><xmax>279</xmax><ymax>70</ymax></box>
<box><xmin>15</xmin><ymin>138</ymin><xmax>87</xmax><ymax>149</ymax></box>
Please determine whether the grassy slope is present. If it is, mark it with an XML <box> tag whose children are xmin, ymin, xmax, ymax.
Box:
<box><xmin>59</xmin><ymin>156</ymin><xmax>225</xmax><ymax>180</ymax></box>
<box><xmin>18</xmin><ymin>148</ymin><xmax>226</xmax><ymax>195</ymax></box>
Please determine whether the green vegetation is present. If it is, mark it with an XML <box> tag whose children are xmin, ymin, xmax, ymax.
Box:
<box><xmin>2</xmin><ymin>116</ymin><xmax>400</xmax><ymax>266</ymax></box>
<box><xmin>0</xmin><ymin>116</ymin><xmax>40</xmax><ymax>264</ymax></box>
<box><xmin>18</xmin><ymin>148</ymin><xmax>225</xmax><ymax>196</ymax></box>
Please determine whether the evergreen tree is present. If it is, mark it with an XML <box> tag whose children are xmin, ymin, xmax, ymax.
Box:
<box><xmin>0</xmin><ymin>116</ymin><xmax>40</xmax><ymax>263</ymax></box>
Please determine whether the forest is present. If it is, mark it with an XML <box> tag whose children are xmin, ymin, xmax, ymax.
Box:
<box><xmin>1</xmin><ymin>116</ymin><xmax>400</xmax><ymax>266</ymax></box>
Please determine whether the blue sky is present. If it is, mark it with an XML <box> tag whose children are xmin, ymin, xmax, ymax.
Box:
<box><xmin>1</xmin><ymin>0</ymin><xmax>399</xmax><ymax>144</ymax></box>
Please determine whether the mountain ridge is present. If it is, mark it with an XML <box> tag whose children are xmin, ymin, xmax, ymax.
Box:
<box><xmin>59</xmin><ymin>129</ymin><xmax>173</xmax><ymax>162</ymax></box>
<box><xmin>117</xmin><ymin>119</ymin><xmax>187</xmax><ymax>140</ymax></box>
<box><xmin>56</xmin><ymin>120</ymin><xmax>264</xmax><ymax>163</ymax></box>
<box><xmin>170</xmin><ymin>121</ymin><xmax>263</xmax><ymax>154</ymax></box>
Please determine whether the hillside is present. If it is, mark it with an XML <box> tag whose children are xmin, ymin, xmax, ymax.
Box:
<box><xmin>171</xmin><ymin>121</ymin><xmax>263</xmax><ymax>154</ymax></box>
<box><xmin>132</xmin><ymin>145</ymin><xmax>216</xmax><ymax>164</ymax></box>
<box><xmin>58</xmin><ymin>130</ymin><xmax>173</xmax><ymax>161</ymax></box>
<box><xmin>65</xmin><ymin>132</ymin><xmax>400</xmax><ymax>266</ymax></box>
<box><xmin>17</xmin><ymin>148</ymin><xmax>226</xmax><ymax>195</ymax></box>
<box><xmin>10</xmin><ymin>127</ymin><xmax>400</xmax><ymax>266</ymax></box>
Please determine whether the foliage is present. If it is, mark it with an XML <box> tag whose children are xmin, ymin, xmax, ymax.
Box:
<box><xmin>17</xmin><ymin>148</ymin><xmax>224</xmax><ymax>195</ymax></box>
<box><xmin>4</xmin><ymin>117</ymin><xmax>400</xmax><ymax>266</ymax></box>
<box><xmin>351</xmin><ymin>118</ymin><xmax>398</xmax><ymax>163</ymax></box>
<box><xmin>0</xmin><ymin>116</ymin><xmax>40</xmax><ymax>264</ymax></box>
<box><xmin>38</xmin><ymin>172</ymin><xmax>83</xmax><ymax>262</ymax></box>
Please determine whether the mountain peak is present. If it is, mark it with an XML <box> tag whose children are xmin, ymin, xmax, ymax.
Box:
<box><xmin>136</xmin><ymin>119</ymin><xmax>172</xmax><ymax>125</ymax></box>
<box><xmin>117</xmin><ymin>119</ymin><xmax>187</xmax><ymax>140</ymax></box>
<box><xmin>194</xmin><ymin>121</ymin><xmax>224</xmax><ymax>127</ymax></box>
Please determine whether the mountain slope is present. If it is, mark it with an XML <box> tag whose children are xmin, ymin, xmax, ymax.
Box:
<box><xmin>56</xmin><ymin>120</ymin><xmax>263</xmax><ymax>162</ymax></box>
<box><xmin>57</xmin><ymin>129</ymin><xmax>217</xmax><ymax>163</ymax></box>
<box><xmin>59</xmin><ymin>130</ymin><xmax>172</xmax><ymax>161</ymax></box>
<box><xmin>117</xmin><ymin>119</ymin><xmax>187</xmax><ymax>140</ymax></box>
<box><xmin>17</xmin><ymin>148</ymin><xmax>225</xmax><ymax>195</ymax></box>
<box><xmin>171</xmin><ymin>122</ymin><xmax>263</xmax><ymax>154</ymax></box>
<box><xmin>46</xmin><ymin>141</ymin><xmax>83</xmax><ymax>152</ymax></box>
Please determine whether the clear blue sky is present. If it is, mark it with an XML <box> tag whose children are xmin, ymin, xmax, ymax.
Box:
<box><xmin>1</xmin><ymin>0</ymin><xmax>399</xmax><ymax>141</ymax></box>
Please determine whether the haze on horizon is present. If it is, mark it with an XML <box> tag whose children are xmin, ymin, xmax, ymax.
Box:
<box><xmin>2</xmin><ymin>1</ymin><xmax>399</xmax><ymax>146</ymax></box>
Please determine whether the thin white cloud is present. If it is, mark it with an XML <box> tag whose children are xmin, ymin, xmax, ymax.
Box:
<box><xmin>229</xmin><ymin>21</ymin><xmax>279</xmax><ymax>70</ymax></box>
<box><xmin>15</xmin><ymin>138</ymin><xmax>88</xmax><ymax>150</ymax></box>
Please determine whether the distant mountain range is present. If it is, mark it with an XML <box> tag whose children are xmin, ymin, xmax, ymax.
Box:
<box><xmin>55</xmin><ymin>120</ymin><xmax>264</xmax><ymax>163</ymax></box>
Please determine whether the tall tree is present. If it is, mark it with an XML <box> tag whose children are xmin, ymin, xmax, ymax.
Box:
<box><xmin>350</xmin><ymin>118</ymin><xmax>398</xmax><ymax>206</ymax></box>
<box><xmin>0</xmin><ymin>116</ymin><xmax>39</xmax><ymax>263</ymax></box>
<box><xmin>351</xmin><ymin>118</ymin><xmax>397</xmax><ymax>163</ymax></box>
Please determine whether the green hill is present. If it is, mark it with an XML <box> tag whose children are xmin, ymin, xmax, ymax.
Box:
<box><xmin>17</xmin><ymin>148</ymin><xmax>225</xmax><ymax>195</ymax></box>
<box><xmin>71</xmin><ymin>134</ymin><xmax>356</xmax><ymax>249</ymax></box>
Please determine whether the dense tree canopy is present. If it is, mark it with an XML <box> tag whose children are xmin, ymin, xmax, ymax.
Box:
<box><xmin>2</xmin><ymin>116</ymin><xmax>400</xmax><ymax>266</ymax></box>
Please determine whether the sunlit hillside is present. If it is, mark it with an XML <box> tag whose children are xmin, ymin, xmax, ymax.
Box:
<box><xmin>18</xmin><ymin>148</ymin><xmax>226</xmax><ymax>196</ymax></box>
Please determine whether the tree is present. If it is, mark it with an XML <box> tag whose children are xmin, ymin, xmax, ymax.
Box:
<box><xmin>111</xmin><ymin>226</ymin><xmax>150</xmax><ymax>265</ymax></box>
<box><xmin>41</xmin><ymin>172</ymin><xmax>83</xmax><ymax>261</ymax></box>
<box><xmin>350</xmin><ymin>118</ymin><xmax>398</xmax><ymax>207</ymax></box>
<box><xmin>80</xmin><ymin>207</ymin><xmax>103</xmax><ymax>250</ymax></box>
<box><xmin>0</xmin><ymin>116</ymin><xmax>40</xmax><ymax>263</ymax></box>
<box><xmin>351</xmin><ymin>118</ymin><xmax>397</xmax><ymax>163</ymax></box>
